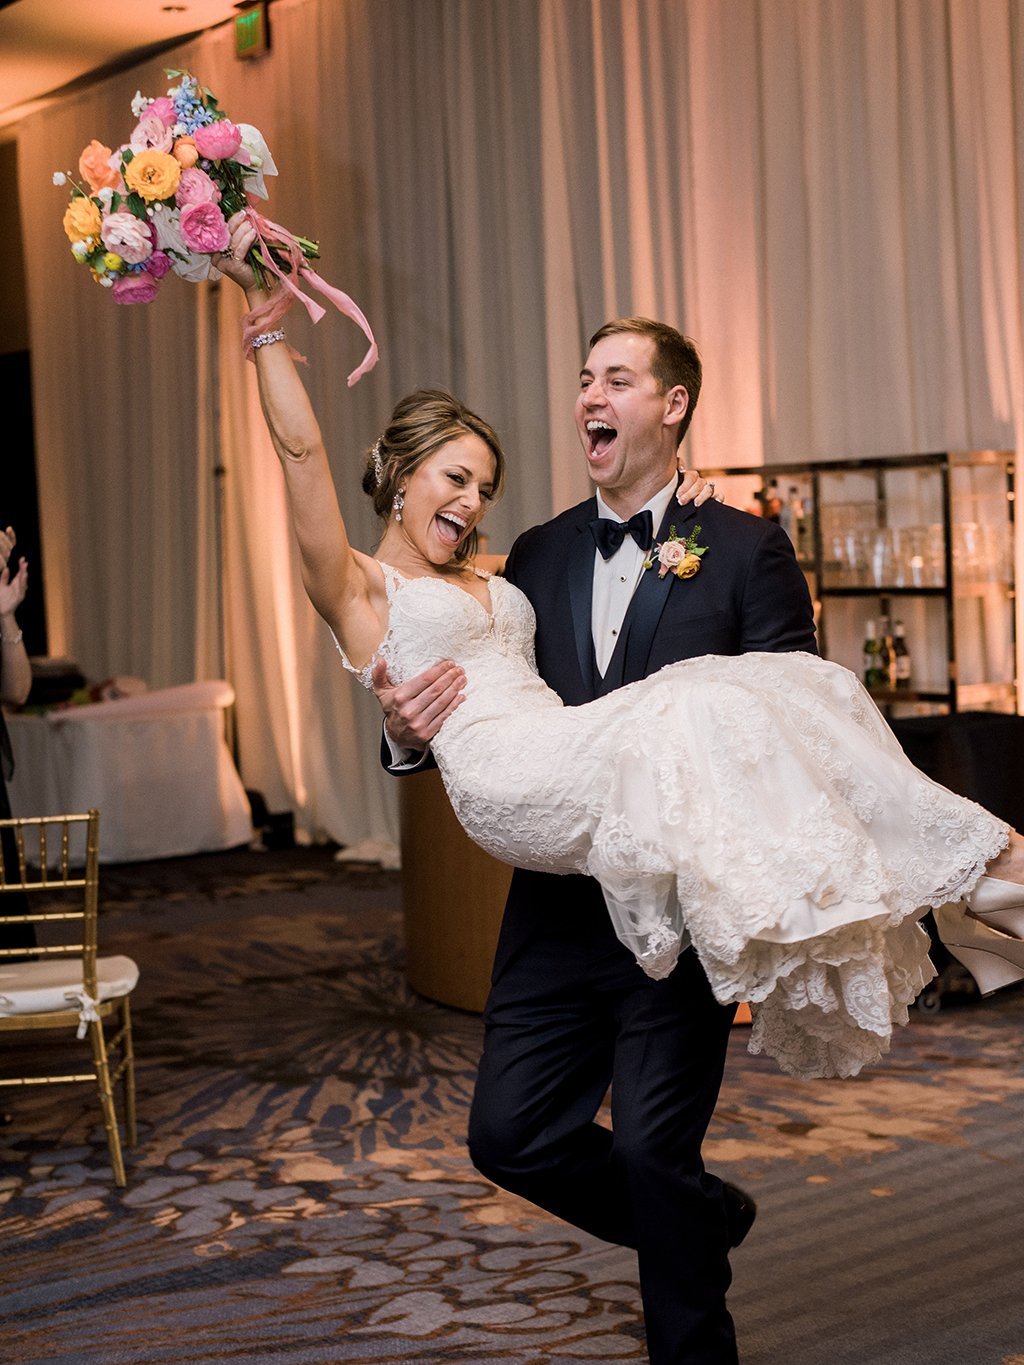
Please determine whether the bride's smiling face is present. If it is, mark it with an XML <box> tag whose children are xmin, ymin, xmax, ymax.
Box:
<box><xmin>400</xmin><ymin>433</ymin><xmax>497</xmax><ymax>564</ymax></box>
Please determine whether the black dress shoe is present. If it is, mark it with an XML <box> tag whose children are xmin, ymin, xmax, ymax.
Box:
<box><xmin>723</xmin><ymin>1181</ymin><xmax>757</xmax><ymax>1247</ymax></box>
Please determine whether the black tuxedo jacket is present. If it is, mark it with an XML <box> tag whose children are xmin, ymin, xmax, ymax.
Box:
<box><xmin>504</xmin><ymin>487</ymin><xmax>817</xmax><ymax>703</ymax></box>
<box><xmin>493</xmin><ymin>485</ymin><xmax>818</xmax><ymax>968</ymax></box>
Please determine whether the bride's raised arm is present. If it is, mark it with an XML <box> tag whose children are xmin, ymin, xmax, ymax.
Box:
<box><xmin>216</xmin><ymin>213</ymin><xmax>384</xmax><ymax>666</ymax></box>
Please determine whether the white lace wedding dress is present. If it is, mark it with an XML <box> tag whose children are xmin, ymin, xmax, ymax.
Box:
<box><xmin>338</xmin><ymin>564</ymin><xmax>1008</xmax><ymax>1079</ymax></box>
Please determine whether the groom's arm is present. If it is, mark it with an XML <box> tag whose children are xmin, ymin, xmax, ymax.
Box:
<box><xmin>738</xmin><ymin>520</ymin><xmax>818</xmax><ymax>655</ymax></box>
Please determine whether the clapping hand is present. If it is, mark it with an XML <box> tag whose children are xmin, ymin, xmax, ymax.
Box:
<box><xmin>0</xmin><ymin>526</ymin><xmax>28</xmax><ymax>616</ymax></box>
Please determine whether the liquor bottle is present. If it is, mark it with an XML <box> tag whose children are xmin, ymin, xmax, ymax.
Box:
<box><xmin>779</xmin><ymin>486</ymin><xmax>805</xmax><ymax>552</ymax></box>
<box><xmin>877</xmin><ymin>615</ymin><xmax>896</xmax><ymax>690</ymax></box>
<box><xmin>760</xmin><ymin>479</ymin><xmax>782</xmax><ymax>522</ymax></box>
<box><xmin>863</xmin><ymin>619</ymin><xmax>883</xmax><ymax>689</ymax></box>
<box><xmin>893</xmin><ymin>620</ymin><xmax>912</xmax><ymax>689</ymax></box>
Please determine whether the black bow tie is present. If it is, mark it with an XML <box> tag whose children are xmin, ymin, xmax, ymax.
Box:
<box><xmin>589</xmin><ymin>509</ymin><xmax>654</xmax><ymax>560</ymax></box>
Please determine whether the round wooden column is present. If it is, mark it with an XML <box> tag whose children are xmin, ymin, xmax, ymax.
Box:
<box><xmin>399</xmin><ymin>768</ymin><xmax>511</xmax><ymax>1012</ymax></box>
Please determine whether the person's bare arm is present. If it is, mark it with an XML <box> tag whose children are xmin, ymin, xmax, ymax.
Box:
<box><xmin>0</xmin><ymin>527</ymin><xmax>31</xmax><ymax>705</ymax></box>
<box><xmin>216</xmin><ymin>215</ymin><xmax>382</xmax><ymax>662</ymax></box>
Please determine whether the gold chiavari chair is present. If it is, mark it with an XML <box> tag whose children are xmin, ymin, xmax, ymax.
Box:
<box><xmin>0</xmin><ymin>811</ymin><xmax>139</xmax><ymax>1186</ymax></box>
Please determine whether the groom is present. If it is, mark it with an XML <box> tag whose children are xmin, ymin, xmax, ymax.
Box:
<box><xmin>376</xmin><ymin>318</ymin><xmax>816</xmax><ymax>1363</ymax></box>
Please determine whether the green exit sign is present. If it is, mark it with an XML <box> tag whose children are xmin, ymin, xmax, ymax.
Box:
<box><xmin>234</xmin><ymin>3</ymin><xmax>269</xmax><ymax>59</ymax></box>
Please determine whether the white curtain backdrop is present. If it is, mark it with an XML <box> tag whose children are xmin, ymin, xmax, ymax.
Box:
<box><xmin>15</xmin><ymin>0</ymin><xmax>1024</xmax><ymax>845</ymax></box>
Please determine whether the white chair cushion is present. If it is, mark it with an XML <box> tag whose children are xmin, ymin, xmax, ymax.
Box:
<box><xmin>0</xmin><ymin>955</ymin><xmax>139</xmax><ymax>1016</ymax></box>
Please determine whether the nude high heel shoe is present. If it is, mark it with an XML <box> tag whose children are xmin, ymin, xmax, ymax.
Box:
<box><xmin>967</xmin><ymin>875</ymin><xmax>1024</xmax><ymax>940</ymax></box>
<box><xmin>932</xmin><ymin>901</ymin><xmax>1024</xmax><ymax>996</ymax></box>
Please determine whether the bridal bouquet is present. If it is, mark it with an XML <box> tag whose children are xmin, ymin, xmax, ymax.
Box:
<box><xmin>54</xmin><ymin>70</ymin><xmax>376</xmax><ymax>383</ymax></box>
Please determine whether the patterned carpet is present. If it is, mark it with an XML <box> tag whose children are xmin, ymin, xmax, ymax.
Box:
<box><xmin>1</xmin><ymin>845</ymin><xmax>1022</xmax><ymax>1364</ymax></box>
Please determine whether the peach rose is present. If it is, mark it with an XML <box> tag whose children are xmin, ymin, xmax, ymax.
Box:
<box><xmin>124</xmin><ymin>149</ymin><xmax>181</xmax><ymax>203</ymax></box>
<box><xmin>172</xmin><ymin>136</ymin><xmax>199</xmax><ymax>168</ymax></box>
<box><xmin>78</xmin><ymin>140</ymin><xmax>121</xmax><ymax>194</ymax></box>
<box><xmin>63</xmin><ymin>195</ymin><xmax>102</xmax><ymax>243</ymax></box>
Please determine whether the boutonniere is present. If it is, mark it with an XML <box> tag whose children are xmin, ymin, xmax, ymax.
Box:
<box><xmin>644</xmin><ymin>524</ymin><xmax>708</xmax><ymax>579</ymax></box>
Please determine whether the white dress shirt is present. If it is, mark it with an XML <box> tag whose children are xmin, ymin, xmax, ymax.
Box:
<box><xmin>592</xmin><ymin>478</ymin><xmax>678</xmax><ymax>675</ymax></box>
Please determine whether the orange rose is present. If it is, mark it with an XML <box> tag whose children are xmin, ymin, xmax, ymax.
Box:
<box><xmin>63</xmin><ymin>195</ymin><xmax>102</xmax><ymax>243</ymax></box>
<box><xmin>124</xmin><ymin>149</ymin><xmax>181</xmax><ymax>203</ymax></box>
<box><xmin>78</xmin><ymin>139</ymin><xmax>121</xmax><ymax>194</ymax></box>
<box><xmin>675</xmin><ymin>553</ymin><xmax>702</xmax><ymax>579</ymax></box>
<box><xmin>172</xmin><ymin>136</ymin><xmax>199</xmax><ymax>168</ymax></box>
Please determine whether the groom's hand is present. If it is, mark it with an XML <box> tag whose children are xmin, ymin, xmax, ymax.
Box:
<box><xmin>372</xmin><ymin>658</ymin><xmax>466</xmax><ymax>751</ymax></box>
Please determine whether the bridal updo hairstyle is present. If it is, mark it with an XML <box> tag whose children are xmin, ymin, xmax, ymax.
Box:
<box><xmin>363</xmin><ymin>389</ymin><xmax>507</xmax><ymax>566</ymax></box>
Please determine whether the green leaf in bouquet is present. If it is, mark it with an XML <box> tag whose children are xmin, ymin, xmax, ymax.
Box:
<box><xmin>126</xmin><ymin>191</ymin><xmax>147</xmax><ymax>219</ymax></box>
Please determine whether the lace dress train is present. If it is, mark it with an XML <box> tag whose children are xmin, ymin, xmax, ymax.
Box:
<box><xmin>340</xmin><ymin>566</ymin><xmax>1009</xmax><ymax>1079</ymax></box>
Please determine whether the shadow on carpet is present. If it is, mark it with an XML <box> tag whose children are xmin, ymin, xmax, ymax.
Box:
<box><xmin>1</xmin><ymin>846</ymin><xmax>1022</xmax><ymax>1364</ymax></box>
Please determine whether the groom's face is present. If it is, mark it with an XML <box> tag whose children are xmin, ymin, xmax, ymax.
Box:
<box><xmin>575</xmin><ymin>333</ymin><xmax>687</xmax><ymax>516</ymax></box>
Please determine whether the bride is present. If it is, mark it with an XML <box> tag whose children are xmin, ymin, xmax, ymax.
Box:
<box><xmin>217</xmin><ymin>218</ymin><xmax>1024</xmax><ymax>1081</ymax></box>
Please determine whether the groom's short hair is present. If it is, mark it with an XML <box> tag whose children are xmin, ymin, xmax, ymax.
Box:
<box><xmin>589</xmin><ymin>318</ymin><xmax>702</xmax><ymax>445</ymax></box>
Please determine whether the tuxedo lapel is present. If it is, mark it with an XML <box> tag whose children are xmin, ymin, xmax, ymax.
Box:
<box><xmin>567</xmin><ymin>508</ymin><xmax>599</xmax><ymax>699</ymax></box>
<box><xmin>618</xmin><ymin>488</ymin><xmax>699</xmax><ymax>685</ymax></box>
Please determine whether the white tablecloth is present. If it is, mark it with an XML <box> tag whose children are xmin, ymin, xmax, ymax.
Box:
<box><xmin>5</xmin><ymin>682</ymin><xmax>252</xmax><ymax>863</ymax></box>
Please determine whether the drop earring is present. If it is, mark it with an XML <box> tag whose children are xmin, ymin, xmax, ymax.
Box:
<box><xmin>393</xmin><ymin>487</ymin><xmax>405</xmax><ymax>522</ymax></box>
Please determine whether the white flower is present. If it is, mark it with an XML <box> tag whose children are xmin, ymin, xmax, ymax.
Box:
<box><xmin>52</xmin><ymin>171</ymin><xmax>67</xmax><ymax>186</ymax></box>
<box><xmin>97</xmin><ymin>186</ymin><xmax>114</xmax><ymax>205</ymax></box>
<box><xmin>237</xmin><ymin>123</ymin><xmax>278</xmax><ymax>200</ymax></box>
<box><xmin>172</xmin><ymin>122</ymin><xmax>186</xmax><ymax>138</ymax></box>
<box><xmin>99</xmin><ymin>274</ymin><xmax>115</xmax><ymax>287</ymax></box>
<box><xmin>71</xmin><ymin>241</ymin><xmax>90</xmax><ymax>260</ymax></box>
<box><xmin>131</xmin><ymin>90</ymin><xmax>150</xmax><ymax>119</ymax></box>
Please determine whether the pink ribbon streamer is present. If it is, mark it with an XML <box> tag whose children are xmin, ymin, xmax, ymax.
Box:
<box><xmin>241</xmin><ymin>207</ymin><xmax>378</xmax><ymax>387</ymax></box>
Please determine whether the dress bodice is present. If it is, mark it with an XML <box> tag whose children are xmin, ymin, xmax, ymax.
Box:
<box><xmin>335</xmin><ymin>562</ymin><xmax>541</xmax><ymax>694</ymax></box>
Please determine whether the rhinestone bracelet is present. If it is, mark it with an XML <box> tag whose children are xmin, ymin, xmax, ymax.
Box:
<box><xmin>0</xmin><ymin>627</ymin><xmax>23</xmax><ymax>645</ymax></box>
<box><xmin>251</xmin><ymin>329</ymin><xmax>287</xmax><ymax>350</ymax></box>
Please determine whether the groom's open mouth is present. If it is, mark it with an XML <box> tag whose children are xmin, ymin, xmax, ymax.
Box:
<box><xmin>586</xmin><ymin>419</ymin><xmax>617</xmax><ymax>460</ymax></box>
<box><xmin>434</xmin><ymin>511</ymin><xmax>467</xmax><ymax>547</ymax></box>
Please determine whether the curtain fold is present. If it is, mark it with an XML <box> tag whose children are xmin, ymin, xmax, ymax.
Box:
<box><xmin>15</xmin><ymin>0</ymin><xmax>1024</xmax><ymax>846</ymax></box>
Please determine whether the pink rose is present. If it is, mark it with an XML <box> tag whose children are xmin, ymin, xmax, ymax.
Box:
<box><xmin>146</xmin><ymin>96</ymin><xmax>176</xmax><ymax>128</ymax></box>
<box><xmin>175</xmin><ymin>166</ymin><xmax>221</xmax><ymax>207</ymax></box>
<box><xmin>100</xmin><ymin>211</ymin><xmax>154</xmax><ymax>265</ymax></box>
<box><xmin>178</xmin><ymin>201</ymin><xmax>230</xmax><ymax>254</ymax></box>
<box><xmin>112</xmin><ymin>273</ymin><xmax>159</xmax><ymax>305</ymax></box>
<box><xmin>193</xmin><ymin>119</ymin><xmax>243</xmax><ymax>161</ymax></box>
<box><xmin>130</xmin><ymin>113</ymin><xmax>174</xmax><ymax>155</ymax></box>
<box><xmin>145</xmin><ymin>250</ymin><xmax>172</xmax><ymax>279</ymax></box>
<box><xmin>657</xmin><ymin>540</ymin><xmax>687</xmax><ymax>571</ymax></box>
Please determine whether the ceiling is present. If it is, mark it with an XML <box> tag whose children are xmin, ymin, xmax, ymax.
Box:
<box><xmin>0</xmin><ymin>0</ymin><xmax>244</xmax><ymax>132</ymax></box>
